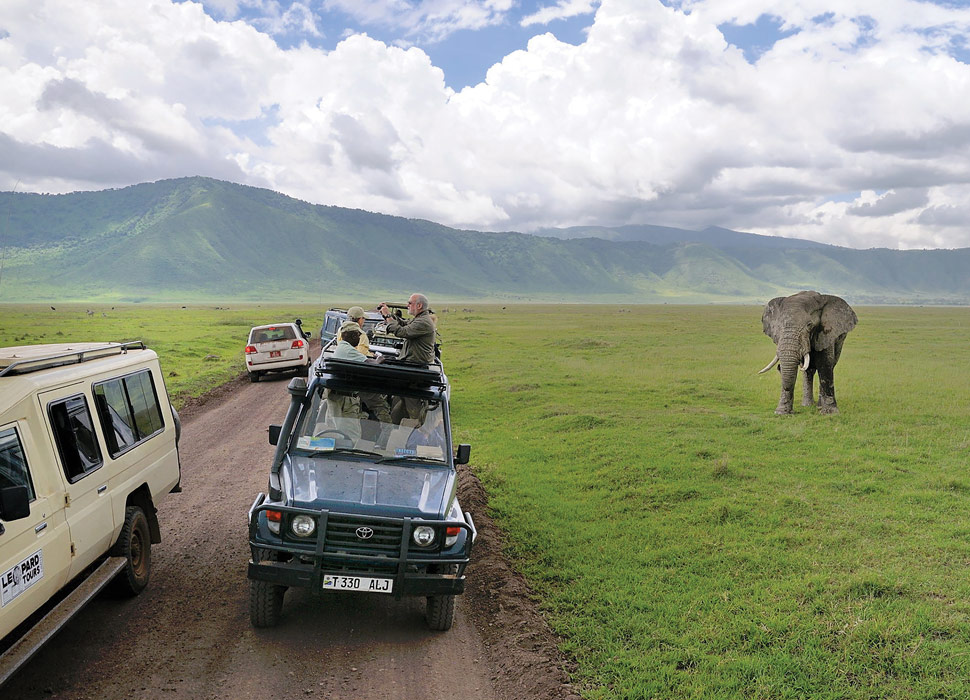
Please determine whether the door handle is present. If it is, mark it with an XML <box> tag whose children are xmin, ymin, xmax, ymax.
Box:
<box><xmin>35</xmin><ymin>522</ymin><xmax>48</xmax><ymax>533</ymax></box>
<box><xmin>97</xmin><ymin>485</ymin><xmax>107</xmax><ymax>494</ymax></box>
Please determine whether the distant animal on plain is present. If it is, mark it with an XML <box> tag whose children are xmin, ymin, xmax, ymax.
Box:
<box><xmin>759</xmin><ymin>290</ymin><xmax>857</xmax><ymax>415</ymax></box>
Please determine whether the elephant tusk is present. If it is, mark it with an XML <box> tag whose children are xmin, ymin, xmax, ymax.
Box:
<box><xmin>757</xmin><ymin>356</ymin><xmax>779</xmax><ymax>374</ymax></box>
<box><xmin>801</xmin><ymin>353</ymin><xmax>810</xmax><ymax>370</ymax></box>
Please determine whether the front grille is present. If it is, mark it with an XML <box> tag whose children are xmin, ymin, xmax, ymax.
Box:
<box><xmin>323</xmin><ymin>515</ymin><xmax>403</xmax><ymax>557</ymax></box>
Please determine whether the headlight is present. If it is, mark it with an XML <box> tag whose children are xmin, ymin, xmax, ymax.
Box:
<box><xmin>412</xmin><ymin>525</ymin><xmax>436</xmax><ymax>547</ymax></box>
<box><xmin>291</xmin><ymin>514</ymin><xmax>316</xmax><ymax>537</ymax></box>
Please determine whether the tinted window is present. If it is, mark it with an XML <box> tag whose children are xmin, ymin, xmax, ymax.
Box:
<box><xmin>0</xmin><ymin>427</ymin><xmax>35</xmax><ymax>502</ymax></box>
<box><xmin>49</xmin><ymin>395</ymin><xmax>103</xmax><ymax>481</ymax></box>
<box><xmin>251</xmin><ymin>326</ymin><xmax>297</xmax><ymax>343</ymax></box>
<box><xmin>93</xmin><ymin>370</ymin><xmax>165</xmax><ymax>458</ymax></box>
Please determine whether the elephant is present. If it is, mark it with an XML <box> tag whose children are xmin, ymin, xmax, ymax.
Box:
<box><xmin>759</xmin><ymin>290</ymin><xmax>858</xmax><ymax>415</ymax></box>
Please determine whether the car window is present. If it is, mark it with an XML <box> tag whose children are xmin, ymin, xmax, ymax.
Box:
<box><xmin>0</xmin><ymin>426</ymin><xmax>35</xmax><ymax>503</ymax></box>
<box><xmin>93</xmin><ymin>370</ymin><xmax>165</xmax><ymax>458</ymax></box>
<box><xmin>251</xmin><ymin>326</ymin><xmax>297</xmax><ymax>343</ymax></box>
<box><xmin>49</xmin><ymin>395</ymin><xmax>103</xmax><ymax>482</ymax></box>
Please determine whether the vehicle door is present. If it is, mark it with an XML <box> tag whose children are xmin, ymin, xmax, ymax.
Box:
<box><xmin>39</xmin><ymin>387</ymin><xmax>114</xmax><ymax>578</ymax></box>
<box><xmin>0</xmin><ymin>423</ymin><xmax>72</xmax><ymax>639</ymax></box>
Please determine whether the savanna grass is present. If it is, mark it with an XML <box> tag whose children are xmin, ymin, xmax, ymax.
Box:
<box><xmin>0</xmin><ymin>303</ymin><xmax>322</xmax><ymax>407</ymax></box>
<box><xmin>442</xmin><ymin>304</ymin><xmax>970</xmax><ymax>700</ymax></box>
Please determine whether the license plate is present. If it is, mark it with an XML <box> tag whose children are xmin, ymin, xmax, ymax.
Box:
<box><xmin>269</xmin><ymin>350</ymin><xmax>281</xmax><ymax>357</ymax></box>
<box><xmin>322</xmin><ymin>575</ymin><xmax>393</xmax><ymax>594</ymax></box>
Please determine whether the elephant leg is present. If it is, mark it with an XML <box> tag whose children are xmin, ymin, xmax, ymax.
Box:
<box><xmin>775</xmin><ymin>388</ymin><xmax>794</xmax><ymax>415</ymax></box>
<box><xmin>816</xmin><ymin>358</ymin><xmax>838</xmax><ymax>414</ymax></box>
<box><xmin>801</xmin><ymin>367</ymin><xmax>816</xmax><ymax>406</ymax></box>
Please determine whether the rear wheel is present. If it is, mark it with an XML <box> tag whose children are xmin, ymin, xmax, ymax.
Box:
<box><xmin>109</xmin><ymin>506</ymin><xmax>151</xmax><ymax>596</ymax></box>
<box><xmin>249</xmin><ymin>371</ymin><xmax>259</xmax><ymax>383</ymax></box>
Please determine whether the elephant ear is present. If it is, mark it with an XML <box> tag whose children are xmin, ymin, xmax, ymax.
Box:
<box><xmin>814</xmin><ymin>295</ymin><xmax>858</xmax><ymax>350</ymax></box>
<box><xmin>761</xmin><ymin>296</ymin><xmax>786</xmax><ymax>343</ymax></box>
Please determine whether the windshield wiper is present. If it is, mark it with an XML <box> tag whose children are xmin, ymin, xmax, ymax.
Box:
<box><xmin>307</xmin><ymin>447</ymin><xmax>382</xmax><ymax>458</ymax></box>
<box><xmin>376</xmin><ymin>455</ymin><xmax>446</xmax><ymax>464</ymax></box>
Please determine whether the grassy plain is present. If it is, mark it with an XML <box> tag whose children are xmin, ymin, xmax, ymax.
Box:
<box><xmin>2</xmin><ymin>303</ymin><xmax>969</xmax><ymax>698</ymax></box>
<box><xmin>0</xmin><ymin>303</ymin><xmax>320</xmax><ymax>406</ymax></box>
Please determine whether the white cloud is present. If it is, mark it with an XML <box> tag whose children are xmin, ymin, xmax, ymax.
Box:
<box><xmin>321</xmin><ymin>0</ymin><xmax>514</xmax><ymax>42</ymax></box>
<box><xmin>521</xmin><ymin>0</ymin><xmax>599</xmax><ymax>27</ymax></box>
<box><xmin>3</xmin><ymin>0</ymin><xmax>970</xmax><ymax>248</ymax></box>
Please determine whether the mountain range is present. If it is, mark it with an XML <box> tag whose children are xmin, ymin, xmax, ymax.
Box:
<box><xmin>0</xmin><ymin>177</ymin><xmax>967</xmax><ymax>304</ymax></box>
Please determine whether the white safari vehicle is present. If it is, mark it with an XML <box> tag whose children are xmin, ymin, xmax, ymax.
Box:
<box><xmin>0</xmin><ymin>342</ymin><xmax>181</xmax><ymax>685</ymax></box>
<box><xmin>245</xmin><ymin>321</ymin><xmax>312</xmax><ymax>382</ymax></box>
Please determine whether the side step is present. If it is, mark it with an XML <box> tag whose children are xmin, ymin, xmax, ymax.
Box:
<box><xmin>0</xmin><ymin>556</ymin><xmax>126</xmax><ymax>687</ymax></box>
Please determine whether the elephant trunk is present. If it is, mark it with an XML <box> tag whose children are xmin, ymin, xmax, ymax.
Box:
<box><xmin>777</xmin><ymin>326</ymin><xmax>809</xmax><ymax>392</ymax></box>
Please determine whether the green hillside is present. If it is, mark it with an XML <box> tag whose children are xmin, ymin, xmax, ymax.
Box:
<box><xmin>0</xmin><ymin>177</ymin><xmax>967</xmax><ymax>303</ymax></box>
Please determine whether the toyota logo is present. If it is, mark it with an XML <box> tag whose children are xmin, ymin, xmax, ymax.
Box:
<box><xmin>355</xmin><ymin>527</ymin><xmax>374</xmax><ymax>540</ymax></box>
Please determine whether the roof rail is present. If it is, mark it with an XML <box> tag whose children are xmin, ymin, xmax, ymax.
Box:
<box><xmin>0</xmin><ymin>341</ymin><xmax>147</xmax><ymax>377</ymax></box>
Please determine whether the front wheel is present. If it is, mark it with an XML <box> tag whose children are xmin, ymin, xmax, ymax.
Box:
<box><xmin>426</xmin><ymin>594</ymin><xmax>455</xmax><ymax>631</ymax></box>
<box><xmin>250</xmin><ymin>579</ymin><xmax>285</xmax><ymax>627</ymax></box>
<box><xmin>109</xmin><ymin>506</ymin><xmax>151</xmax><ymax>596</ymax></box>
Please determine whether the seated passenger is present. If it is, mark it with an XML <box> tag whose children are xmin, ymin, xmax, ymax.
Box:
<box><xmin>333</xmin><ymin>322</ymin><xmax>391</xmax><ymax>427</ymax></box>
<box><xmin>342</xmin><ymin>307</ymin><xmax>374</xmax><ymax>357</ymax></box>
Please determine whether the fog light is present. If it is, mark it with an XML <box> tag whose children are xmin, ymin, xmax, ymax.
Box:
<box><xmin>412</xmin><ymin>525</ymin><xmax>436</xmax><ymax>547</ymax></box>
<box><xmin>291</xmin><ymin>514</ymin><xmax>316</xmax><ymax>537</ymax></box>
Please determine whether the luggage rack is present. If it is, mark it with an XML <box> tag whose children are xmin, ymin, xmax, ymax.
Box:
<box><xmin>316</xmin><ymin>356</ymin><xmax>447</xmax><ymax>389</ymax></box>
<box><xmin>0</xmin><ymin>341</ymin><xmax>147</xmax><ymax>377</ymax></box>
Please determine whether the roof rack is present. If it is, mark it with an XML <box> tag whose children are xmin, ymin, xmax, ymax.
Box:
<box><xmin>318</xmin><ymin>357</ymin><xmax>446</xmax><ymax>388</ymax></box>
<box><xmin>0</xmin><ymin>341</ymin><xmax>147</xmax><ymax>377</ymax></box>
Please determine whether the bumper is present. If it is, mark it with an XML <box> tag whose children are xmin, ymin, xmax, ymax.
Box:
<box><xmin>248</xmin><ymin>356</ymin><xmax>310</xmax><ymax>373</ymax></box>
<box><xmin>248</xmin><ymin>560</ymin><xmax>466</xmax><ymax>596</ymax></box>
<box><xmin>247</xmin><ymin>494</ymin><xmax>475</xmax><ymax>599</ymax></box>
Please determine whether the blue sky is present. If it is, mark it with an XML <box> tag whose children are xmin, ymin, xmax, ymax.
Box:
<box><xmin>4</xmin><ymin>0</ymin><xmax>970</xmax><ymax>249</ymax></box>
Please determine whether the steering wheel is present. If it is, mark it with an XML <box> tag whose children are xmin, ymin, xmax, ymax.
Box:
<box><xmin>315</xmin><ymin>429</ymin><xmax>351</xmax><ymax>441</ymax></box>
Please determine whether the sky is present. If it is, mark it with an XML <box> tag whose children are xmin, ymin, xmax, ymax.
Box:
<box><xmin>2</xmin><ymin>0</ymin><xmax>970</xmax><ymax>250</ymax></box>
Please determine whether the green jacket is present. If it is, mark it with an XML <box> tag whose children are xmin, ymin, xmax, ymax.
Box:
<box><xmin>385</xmin><ymin>309</ymin><xmax>436</xmax><ymax>364</ymax></box>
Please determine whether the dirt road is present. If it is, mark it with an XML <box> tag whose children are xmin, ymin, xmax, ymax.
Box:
<box><xmin>4</xmin><ymin>369</ymin><xmax>577</xmax><ymax>700</ymax></box>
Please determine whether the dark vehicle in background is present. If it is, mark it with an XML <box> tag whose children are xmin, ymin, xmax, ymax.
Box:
<box><xmin>318</xmin><ymin>305</ymin><xmax>410</xmax><ymax>354</ymax></box>
<box><xmin>247</xmin><ymin>351</ymin><xmax>474</xmax><ymax>631</ymax></box>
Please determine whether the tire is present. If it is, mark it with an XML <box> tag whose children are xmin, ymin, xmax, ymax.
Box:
<box><xmin>426</xmin><ymin>594</ymin><xmax>455</xmax><ymax>631</ymax></box>
<box><xmin>250</xmin><ymin>578</ymin><xmax>285</xmax><ymax>628</ymax></box>
<box><xmin>109</xmin><ymin>506</ymin><xmax>151</xmax><ymax>597</ymax></box>
<box><xmin>249</xmin><ymin>371</ymin><xmax>259</xmax><ymax>383</ymax></box>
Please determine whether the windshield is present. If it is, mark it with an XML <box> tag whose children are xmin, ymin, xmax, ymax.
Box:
<box><xmin>293</xmin><ymin>385</ymin><xmax>449</xmax><ymax>463</ymax></box>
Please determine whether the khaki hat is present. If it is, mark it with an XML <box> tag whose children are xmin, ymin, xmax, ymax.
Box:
<box><xmin>339</xmin><ymin>320</ymin><xmax>361</xmax><ymax>336</ymax></box>
<box><xmin>347</xmin><ymin>306</ymin><xmax>365</xmax><ymax>320</ymax></box>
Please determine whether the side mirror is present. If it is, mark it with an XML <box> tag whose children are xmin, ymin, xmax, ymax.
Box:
<box><xmin>0</xmin><ymin>485</ymin><xmax>31</xmax><ymax>523</ymax></box>
<box><xmin>455</xmin><ymin>444</ymin><xmax>471</xmax><ymax>465</ymax></box>
<box><xmin>268</xmin><ymin>425</ymin><xmax>282</xmax><ymax>446</ymax></box>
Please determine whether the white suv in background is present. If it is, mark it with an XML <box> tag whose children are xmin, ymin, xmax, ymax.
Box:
<box><xmin>245</xmin><ymin>321</ymin><xmax>311</xmax><ymax>382</ymax></box>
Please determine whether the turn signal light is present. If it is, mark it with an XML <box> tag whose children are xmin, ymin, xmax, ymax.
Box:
<box><xmin>291</xmin><ymin>339</ymin><xmax>305</xmax><ymax>349</ymax></box>
<box><xmin>445</xmin><ymin>526</ymin><xmax>461</xmax><ymax>537</ymax></box>
<box><xmin>245</xmin><ymin>345</ymin><xmax>257</xmax><ymax>354</ymax></box>
<box><xmin>266</xmin><ymin>509</ymin><xmax>282</xmax><ymax>535</ymax></box>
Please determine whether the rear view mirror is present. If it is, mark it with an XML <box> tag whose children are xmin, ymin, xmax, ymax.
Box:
<box><xmin>0</xmin><ymin>485</ymin><xmax>30</xmax><ymax>523</ymax></box>
<box><xmin>455</xmin><ymin>444</ymin><xmax>471</xmax><ymax>465</ymax></box>
<box><xmin>268</xmin><ymin>425</ymin><xmax>282</xmax><ymax>446</ymax></box>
